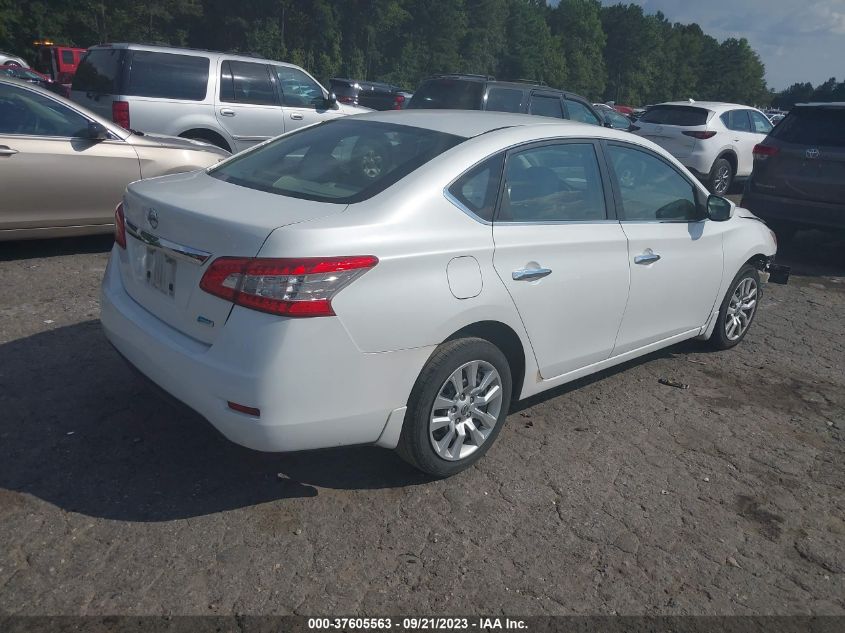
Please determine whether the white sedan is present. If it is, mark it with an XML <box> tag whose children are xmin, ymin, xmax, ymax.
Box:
<box><xmin>100</xmin><ymin>111</ymin><xmax>780</xmax><ymax>477</ymax></box>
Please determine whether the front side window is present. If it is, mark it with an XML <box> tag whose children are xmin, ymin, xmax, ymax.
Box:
<box><xmin>0</xmin><ymin>83</ymin><xmax>89</xmax><ymax>137</ymax></box>
<box><xmin>210</xmin><ymin>119</ymin><xmax>463</xmax><ymax>204</ymax></box>
<box><xmin>447</xmin><ymin>154</ymin><xmax>505</xmax><ymax>222</ymax></box>
<box><xmin>721</xmin><ymin>109</ymin><xmax>751</xmax><ymax>132</ymax></box>
<box><xmin>220</xmin><ymin>61</ymin><xmax>277</xmax><ymax>106</ymax></box>
<box><xmin>274</xmin><ymin>66</ymin><xmax>324</xmax><ymax>108</ymax></box>
<box><xmin>61</xmin><ymin>50</ymin><xmax>74</xmax><ymax>65</ymax></box>
<box><xmin>565</xmin><ymin>99</ymin><xmax>601</xmax><ymax>126</ymax></box>
<box><xmin>749</xmin><ymin>110</ymin><xmax>773</xmax><ymax>134</ymax></box>
<box><xmin>499</xmin><ymin>143</ymin><xmax>606</xmax><ymax>222</ymax></box>
<box><xmin>125</xmin><ymin>51</ymin><xmax>209</xmax><ymax>101</ymax></box>
<box><xmin>607</xmin><ymin>145</ymin><xmax>700</xmax><ymax>222</ymax></box>
<box><xmin>529</xmin><ymin>95</ymin><xmax>563</xmax><ymax>119</ymax></box>
<box><xmin>486</xmin><ymin>87</ymin><xmax>524</xmax><ymax>113</ymax></box>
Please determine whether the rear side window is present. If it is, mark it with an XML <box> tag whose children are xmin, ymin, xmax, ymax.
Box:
<box><xmin>72</xmin><ymin>49</ymin><xmax>124</xmax><ymax>93</ymax></box>
<box><xmin>126</xmin><ymin>51</ymin><xmax>208</xmax><ymax>101</ymax></box>
<box><xmin>220</xmin><ymin>61</ymin><xmax>276</xmax><ymax>105</ymax></box>
<box><xmin>564</xmin><ymin>99</ymin><xmax>601</xmax><ymax>126</ymax></box>
<box><xmin>639</xmin><ymin>105</ymin><xmax>709</xmax><ymax>126</ymax></box>
<box><xmin>770</xmin><ymin>108</ymin><xmax>845</xmax><ymax>147</ymax></box>
<box><xmin>210</xmin><ymin>119</ymin><xmax>463</xmax><ymax>204</ymax></box>
<box><xmin>408</xmin><ymin>79</ymin><xmax>484</xmax><ymax>110</ymax></box>
<box><xmin>720</xmin><ymin>110</ymin><xmax>751</xmax><ymax>132</ymax></box>
<box><xmin>448</xmin><ymin>154</ymin><xmax>505</xmax><ymax>222</ymax></box>
<box><xmin>529</xmin><ymin>95</ymin><xmax>563</xmax><ymax>119</ymax></box>
<box><xmin>486</xmin><ymin>87</ymin><xmax>524</xmax><ymax>113</ymax></box>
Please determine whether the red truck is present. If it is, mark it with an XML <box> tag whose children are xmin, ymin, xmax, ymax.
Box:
<box><xmin>32</xmin><ymin>40</ymin><xmax>87</xmax><ymax>85</ymax></box>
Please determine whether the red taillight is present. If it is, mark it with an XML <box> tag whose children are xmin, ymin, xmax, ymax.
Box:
<box><xmin>199</xmin><ymin>255</ymin><xmax>378</xmax><ymax>318</ymax></box>
<box><xmin>753</xmin><ymin>144</ymin><xmax>779</xmax><ymax>160</ymax></box>
<box><xmin>338</xmin><ymin>95</ymin><xmax>356</xmax><ymax>105</ymax></box>
<box><xmin>682</xmin><ymin>130</ymin><xmax>717</xmax><ymax>139</ymax></box>
<box><xmin>112</xmin><ymin>100</ymin><xmax>130</xmax><ymax>129</ymax></box>
<box><xmin>114</xmin><ymin>202</ymin><xmax>126</xmax><ymax>249</ymax></box>
<box><xmin>227</xmin><ymin>401</ymin><xmax>260</xmax><ymax>417</ymax></box>
<box><xmin>393</xmin><ymin>94</ymin><xmax>406</xmax><ymax>110</ymax></box>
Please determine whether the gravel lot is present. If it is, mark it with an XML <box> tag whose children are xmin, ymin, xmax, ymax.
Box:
<box><xmin>0</xmin><ymin>226</ymin><xmax>843</xmax><ymax>616</ymax></box>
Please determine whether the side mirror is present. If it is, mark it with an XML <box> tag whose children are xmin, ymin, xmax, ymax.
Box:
<box><xmin>86</xmin><ymin>121</ymin><xmax>109</xmax><ymax>141</ymax></box>
<box><xmin>325</xmin><ymin>92</ymin><xmax>339</xmax><ymax>110</ymax></box>
<box><xmin>707</xmin><ymin>194</ymin><xmax>733</xmax><ymax>221</ymax></box>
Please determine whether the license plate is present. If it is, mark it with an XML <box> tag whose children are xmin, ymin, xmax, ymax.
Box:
<box><xmin>145</xmin><ymin>248</ymin><xmax>176</xmax><ymax>297</ymax></box>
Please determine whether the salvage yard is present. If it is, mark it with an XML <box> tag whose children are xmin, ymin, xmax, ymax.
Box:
<box><xmin>0</xmin><ymin>228</ymin><xmax>843</xmax><ymax>615</ymax></box>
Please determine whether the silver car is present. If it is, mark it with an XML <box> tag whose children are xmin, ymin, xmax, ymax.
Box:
<box><xmin>70</xmin><ymin>43</ymin><xmax>369</xmax><ymax>154</ymax></box>
<box><xmin>0</xmin><ymin>51</ymin><xmax>28</xmax><ymax>68</ymax></box>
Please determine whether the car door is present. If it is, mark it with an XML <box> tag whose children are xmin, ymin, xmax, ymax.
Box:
<box><xmin>216</xmin><ymin>60</ymin><xmax>284</xmax><ymax>152</ymax></box>
<box><xmin>272</xmin><ymin>65</ymin><xmax>342</xmax><ymax>131</ymax></box>
<box><xmin>491</xmin><ymin>140</ymin><xmax>631</xmax><ymax>379</ymax></box>
<box><xmin>0</xmin><ymin>81</ymin><xmax>140</xmax><ymax>231</ymax></box>
<box><xmin>604</xmin><ymin>142</ymin><xmax>725</xmax><ymax>355</ymax></box>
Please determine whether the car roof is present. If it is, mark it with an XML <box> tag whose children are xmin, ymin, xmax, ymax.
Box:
<box><xmin>88</xmin><ymin>43</ymin><xmax>282</xmax><ymax>65</ymax></box>
<box><xmin>794</xmin><ymin>102</ymin><xmax>845</xmax><ymax>108</ymax></box>
<box><xmin>657</xmin><ymin>101</ymin><xmax>760</xmax><ymax>112</ymax></box>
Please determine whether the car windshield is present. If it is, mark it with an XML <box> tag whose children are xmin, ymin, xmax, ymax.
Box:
<box><xmin>408</xmin><ymin>79</ymin><xmax>485</xmax><ymax>110</ymax></box>
<box><xmin>639</xmin><ymin>105</ymin><xmax>709</xmax><ymax>126</ymax></box>
<box><xmin>210</xmin><ymin>119</ymin><xmax>464</xmax><ymax>203</ymax></box>
<box><xmin>769</xmin><ymin>107</ymin><xmax>845</xmax><ymax>147</ymax></box>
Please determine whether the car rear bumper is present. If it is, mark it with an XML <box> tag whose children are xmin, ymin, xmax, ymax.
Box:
<box><xmin>99</xmin><ymin>249</ymin><xmax>432</xmax><ymax>452</ymax></box>
<box><xmin>741</xmin><ymin>190</ymin><xmax>845</xmax><ymax>230</ymax></box>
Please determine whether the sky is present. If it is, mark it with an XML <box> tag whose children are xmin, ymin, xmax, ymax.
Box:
<box><xmin>594</xmin><ymin>0</ymin><xmax>845</xmax><ymax>90</ymax></box>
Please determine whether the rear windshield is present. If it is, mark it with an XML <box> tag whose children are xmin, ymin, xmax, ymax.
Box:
<box><xmin>639</xmin><ymin>105</ymin><xmax>709</xmax><ymax>126</ymax></box>
<box><xmin>408</xmin><ymin>79</ymin><xmax>484</xmax><ymax>110</ymax></box>
<box><xmin>210</xmin><ymin>119</ymin><xmax>464</xmax><ymax>203</ymax></box>
<box><xmin>770</xmin><ymin>108</ymin><xmax>845</xmax><ymax>147</ymax></box>
<box><xmin>125</xmin><ymin>51</ymin><xmax>209</xmax><ymax>101</ymax></box>
<box><xmin>72</xmin><ymin>48</ymin><xmax>125</xmax><ymax>93</ymax></box>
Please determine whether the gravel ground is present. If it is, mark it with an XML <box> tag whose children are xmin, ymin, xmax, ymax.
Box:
<box><xmin>0</xmin><ymin>228</ymin><xmax>843</xmax><ymax>616</ymax></box>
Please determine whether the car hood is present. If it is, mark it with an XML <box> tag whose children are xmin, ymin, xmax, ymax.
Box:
<box><xmin>128</xmin><ymin>132</ymin><xmax>231</xmax><ymax>157</ymax></box>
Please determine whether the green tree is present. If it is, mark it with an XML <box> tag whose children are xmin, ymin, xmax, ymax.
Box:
<box><xmin>550</xmin><ymin>0</ymin><xmax>605</xmax><ymax>99</ymax></box>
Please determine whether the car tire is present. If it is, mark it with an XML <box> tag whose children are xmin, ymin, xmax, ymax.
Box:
<box><xmin>5</xmin><ymin>61</ymin><xmax>21</xmax><ymax>68</ymax></box>
<box><xmin>707</xmin><ymin>158</ymin><xmax>733</xmax><ymax>195</ymax></box>
<box><xmin>396</xmin><ymin>337</ymin><xmax>512</xmax><ymax>478</ymax></box>
<box><xmin>708</xmin><ymin>264</ymin><xmax>761</xmax><ymax>350</ymax></box>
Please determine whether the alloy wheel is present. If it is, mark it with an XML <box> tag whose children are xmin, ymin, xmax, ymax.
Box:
<box><xmin>714</xmin><ymin>165</ymin><xmax>731</xmax><ymax>194</ymax></box>
<box><xmin>725</xmin><ymin>276</ymin><xmax>758</xmax><ymax>341</ymax></box>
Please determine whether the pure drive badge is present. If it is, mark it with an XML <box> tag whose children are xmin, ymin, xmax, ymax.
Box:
<box><xmin>197</xmin><ymin>315</ymin><xmax>214</xmax><ymax>327</ymax></box>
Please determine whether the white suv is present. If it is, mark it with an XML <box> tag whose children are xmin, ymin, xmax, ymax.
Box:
<box><xmin>632</xmin><ymin>101</ymin><xmax>773</xmax><ymax>194</ymax></box>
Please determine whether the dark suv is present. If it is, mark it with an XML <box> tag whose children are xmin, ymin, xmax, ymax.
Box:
<box><xmin>742</xmin><ymin>103</ymin><xmax>845</xmax><ymax>239</ymax></box>
<box><xmin>407</xmin><ymin>74</ymin><xmax>606</xmax><ymax>126</ymax></box>
<box><xmin>329</xmin><ymin>78</ymin><xmax>411</xmax><ymax>110</ymax></box>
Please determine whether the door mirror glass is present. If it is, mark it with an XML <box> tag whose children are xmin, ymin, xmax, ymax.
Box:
<box><xmin>86</xmin><ymin>121</ymin><xmax>109</xmax><ymax>140</ymax></box>
<box><xmin>325</xmin><ymin>91</ymin><xmax>338</xmax><ymax>109</ymax></box>
<box><xmin>707</xmin><ymin>194</ymin><xmax>733</xmax><ymax>221</ymax></box>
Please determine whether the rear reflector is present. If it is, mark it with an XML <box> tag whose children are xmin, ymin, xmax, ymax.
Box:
<box><xmin>682</xmin><ymin>130</ymin><xmax>717</xmax><ymax>139</ymax></box>
<box><xmin>199</xmin><ymin>255</ymin><xmax>378</xmax><ymax>317</ymax></box>
<box><xmin>227</xmin><ymin>401</ymin><xmax>260</xmax><ymax>417</ymax></box>
<box><xmin>753</xmin><ymin>144</ymin><xmax>779</xmax><ymax>160</ymax></box>
<box><xmin>114</xmin><ymin>202</ymin><xmax>126</xmax><ymax>249</ymax></box>
<box><xmin>112</xmin><ymin>100</ymin><xmax>130</xmax><ymax>129</ymax></box>
<box><xmin>393</xmin><ymin>94</ymin><xmax>406</xmax><ymax>110</ymax></box>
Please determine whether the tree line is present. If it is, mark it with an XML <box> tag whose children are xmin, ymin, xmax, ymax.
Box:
<box><xmin>771</xmin><ymin>78</ymin><xmax>845</xmax><ymax>110</ymax></box>
<box><xmin>1</xmin><ymin>0</ymin><xmax>777</xmax><ymax>106</ymax></box>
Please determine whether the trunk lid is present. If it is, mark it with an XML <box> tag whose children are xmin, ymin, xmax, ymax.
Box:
<box><xmin>119</xmin><ymin>170</ymin><xmax>346</xmax><ymax>344</ymax></box>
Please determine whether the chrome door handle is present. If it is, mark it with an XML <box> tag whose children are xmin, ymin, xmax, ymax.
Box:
<box><xmin>512</xmin><ymin>267</ymin><xmax>552</xmax><ymax>281</ymax></box>
<box><xmin>634</xmin><ymin>249</ymin><xmax>661</xmax><ymax>265</ymax></box>
<box><xmin>290</xmin><ymin>113</ymin><xmax>304</xmax><ymax>120</ymax></box>
<box><xmin>219</xmin><ymin>108</ymin><xmax>235</xmax><ymax>117</ymax></box>
<box><xmin>0</xmin><ymin>146</ymin><xmax>18</xmax><ymax>156</ymax></box>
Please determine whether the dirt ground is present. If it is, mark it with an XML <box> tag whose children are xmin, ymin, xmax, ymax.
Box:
<box><xmin>0</xmin><ymin>226</ymin><xmax>842</xmax><ymax>616</ymax></box>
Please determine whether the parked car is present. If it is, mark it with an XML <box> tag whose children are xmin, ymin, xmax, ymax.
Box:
<box><xmin>631</xmin><ymin>101</ymin><xmax>773</xmax><ymax>194</ymax></box>
<box><xmin>742</xmin><ymin>102</ymin><xmax>845</xmax><ymax>241</ymax></box>
<box><xmin>71</xmin><ymin>43</ymin><xmax>369</xmax><ymax>153</ymax></box>
<box><xmin>0</xmin><ymin>77</ymin><xmax>228</xmax><ymax>241</ymax></box>
<box><xmin>0</xmin><ymin>51</ymin><xmax>28</xmax><ymax>68</ymax></box>
<box><xmin>0</xmin><ymin>64</ymin><xmax>69</xmax><ymax>97</ymax></box>
<box><xmin>329</xmin><ymin>78</ymin><xmax>410</xmax><ymax>110</ymax></box>
<box><xmin>408</xmin><ymin>74</ymin><xmax>606</xmax><ymax>127</ymax></box>
<box><xmin>769</xmin><ymin>113</ymin><xmax>785</xmax><ymax>125</ymax></box>
<box><xmin>100</xmin><ymin>110</ymin><xmax>781</xmax><ymax>477</ymax></box>
<box><xmin>32</xmin><ymin>42</ymin><xmax>86</xmax><ymax>85</ymax></box>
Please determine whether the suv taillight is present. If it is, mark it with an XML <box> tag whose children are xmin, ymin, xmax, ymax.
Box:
<box><xmin>338</xmin><ymin>95</ymin><xmax>356</xmax><ymax>105</ymax></box>
<box><xmin>393</xmin><ymin>94</ymin><xmax>406</xmax><ymax>110</ymax></box>
<box><xmin>114</xmin><ymin>202</ymin><xmax>126</xmax><ymax>249</ymax></box>
<box><xmin>682</xmin><ymin>130</ymin><xmax>717</xmax><ymax>139</ymax></box>
<box><xmin>753</xmin><ymin>144</ymin><xmax>779</xmax><ymax>160</ymax></box>
<box><xmin>112</xmin><ymin>100</ymin><xmax>130</xmax><ymax>129</ymax></box>
<box><xmin>199</xmin><ymin>256</ymin><xmax>378</xmax><ymax>317</ymax></box>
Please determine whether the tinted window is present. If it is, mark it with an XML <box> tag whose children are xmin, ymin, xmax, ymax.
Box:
<box><xmin>529</xmin><ymin>95</ymin><xmax>563</xmax><ymax>119</ymax></box>
<box><xmin>274</xmin><ymin>66</ymin><xmax>323</xmax><ymax>108</ymax></box>
<box><xmin>408</xmin><ymin>79</ymin><xmax>484</xmax><ymax>110</ymax></box>
<box><xmin>720</xmin><ymin>109</ymin><xmax>751</xmax><ymax>132</ymax></box>
<box><xmin>770</xmin><ymin>107</ymin><xmax>845</xmax><ymax>147</ymax></box>
<box><xmin>486</xmin><ymin>87</ymin><xmax>523</xmax><ymax>113</ymax></box>
<box><xmin>639</xmin><ymin>105</ymin><xmax>709</xmax><ymax>126</ymax></box>
<box><xmin>749</xmin><ymin>110</ymin><xmax>773</xmax><ymax>134</ymax></box>
<box><xmin>605</xmin><ymin>110</ymin><xmax>632</xmax><ymax>130</ymax></box>
<box><xmin>72</xmin><ymin>48</ymin><xmax>124</xmax><ymax>93</ymax></box>
<box><xmin>448</xmin><ymin>155</ymin><xmax>504</xmax><ymax>222</ymax></box>
<box><xmin>125</xmin><ymin>51</ymin><xmax>208</xmax><ymax>101</ymax></box>
<box><xmin>329</xmin><ymin>79</ymin><xmax>358</xmax><ymax>99</ymax></box>
<box><xmin>0</xmin><ymin>83</ymin><xmax>89</xmax><ymax>136</ymax></box>
<box><xmin>499</xmin><ymin>143</ymin><xmax>606</xmax><ymax>222</ymax></box>
<box><xmin>608</xmin><ymin>145</ymin><xmax>699</xmax><ymax>221</ymax></box>
<box><xmin>218</xmin><ymin>60</ymin><xmax>275</xmax><ymax>105</ymax></box>
<box><xmin>61</xmin><ymin>50</ymin><xmax>74</xmax><ymax>65</ymax></box>
<box><xmin>211</xmin><ymin>119</ymin><xmax>463</xmax><ymax>204</ymax></box>
<box><xmin>565</xmin><ymin>99</ymin><xmax>601</xmax><ymax>125</ymax></box>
